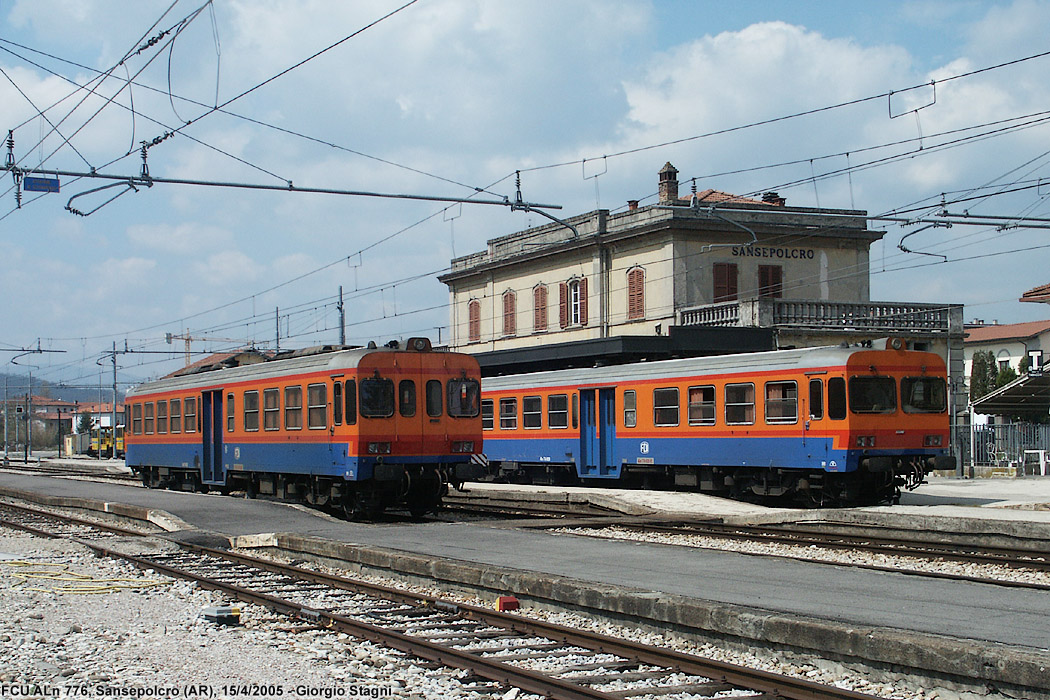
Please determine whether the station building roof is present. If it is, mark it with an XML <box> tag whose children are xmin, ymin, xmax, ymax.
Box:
<box><xmin>971</xmin><ymin>362</ymin><xmax>1050</xmax><ymax>416</ymax></box>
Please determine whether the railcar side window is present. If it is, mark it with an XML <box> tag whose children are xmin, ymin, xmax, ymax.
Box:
<box><xmin>653</xmin><ymin>388</ymin><xmax>679</xmax><ymax>427</ymax></box>
<box><xmin>345</xmin><ymin>380</ymin><xmax>357</xmax><ymax>425</ymax></box>
<box><xmin>447</xmin><ymin>378</ymin><xmax>481</xmax><ymax>418</ymax></box>
<box><xmin>849</xmin><ymin>377</ymin><xmax>897</xmax><ymax>414</ymax></box>
<box><xmin>132</xmin><ymin>404</ymin><xmax>142</xmax><ymax>435</ymax></box>
<box><xmin>572</xmin><ymin>393</ymin><xmax>579</xmax><ymax>429</ymax></box>
<box><xmin>901</xmin><ymin>377</ymin><xmax>947</xmax><ymax>413</ymax></box>
<box><xmin>156</xmin><ymin>400</ymin><xmax>168</xmax><ymax>434</ymax></box>
<box><xmin>808</xmin><ymin>379</ymin><xmax>823</xmax><ymax>420</ymax></box>
<box><xmin>398</xmin><ymin>380</ymin><xmax>416</xmax><ymax>418</ymax></box>
<box><xmin>333</xmin><ymin>382</ymin><xmax>343</xmax><ymax>425</ymax></box>
<box><xmin>623</xmin><ymin>391</ymin><xmax>637</xmax><ymax>428</ymax></box>
<box><xmin>499</xmin><ymin>398</ymin><xmax>518</xmax><ymax>429</ymax></box>
<box><xmin>549</xmin><ymin>394</ymin><xmax>569</xmax><ymax>429</ymax></box>
<box><xmin>481</xmin><ymin>399</ymin><xmax>494</xmax><ymax>430</ymax></box>
<box><xmin>765</xmin><ymin>381</ymin><xmax>798</xmax><ymax>424</ymax></box>
<box><xmin>170</xmin><ymin>399</ymin><xmax>182</xmax><ymax>433</ymax></box>
<box><xmin>523</xmin><ymin>396</ymin><xmax>542</xmax><ymax>429</ymax></box>
<box><xmin>243</xmin><ymin>391</ymin><xmax>260</xmax><ymax>431</ymax></box>
<box><xmin>426</xmin><ymin>380</ymin><xmax>442</xmax><ymax>417</ymax></box>
<box><xmin>688</xmin><ymin>386</ymin><xmax>716</xmax><ymax>426</ymax></box>
<box><xmin>184</xmin><ymin>398</ymin><xmax>197</xmax><ymax>432</ymax></box>
<box><xmin>725</xmin><ymin>383</ymin><xmax>755</xmax><ymax>425</ymax></box>
<box><xmin>226</xmin><ymin>394</ymin><xmax>236</xmax><ymax>432</ymax></box>
<box><xmin>827</xmin><ymin>378</ymin><xmax>846</xmax><ymax>420</ymax></box>
<box><xmin>308</xmin><ymin>384</ymin><xmax>327</xmax><ymax>428</ymax></box>
<box><xmin>263</xmin><ymin>389</ymin><xmax>280</xmax><ymax>431</ymax></box>
<box><xmin>285</xmin><ymin>386</ymin><xmax>303</xmax><ymax>429</ymax></box>
<box><xmin>360</xmin><ymin>378</ymin><xmax>395</xmax><ymax>418</ymax></box>
<box><xmin>144</xmin><ymin>402</ymin><xmax>155</xmax><ymax>434</ymax></box>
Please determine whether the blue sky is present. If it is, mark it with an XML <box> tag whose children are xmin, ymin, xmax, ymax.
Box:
<box><xmin>2</xmin><ymin>0</ymin><xmax>1050</xmax><ymax>390</ymax></box>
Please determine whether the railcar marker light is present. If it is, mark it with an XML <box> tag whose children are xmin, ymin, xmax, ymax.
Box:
<box><xmin>924</xmin><ymin>435</ymin><xmax>943</xmax><ymax>447</ymax></box>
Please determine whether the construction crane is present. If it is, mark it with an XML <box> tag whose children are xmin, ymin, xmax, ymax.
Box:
<box><xmin>165</xmin><ymin>332</ymin><xmax>254</xmax><ymax>367</ymax></box>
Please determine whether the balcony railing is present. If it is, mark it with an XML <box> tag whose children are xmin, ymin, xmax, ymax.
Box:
<box><xmin>679</xmin><ymin>299</ymin><xmax>958</xmax><ymax>335</ymax></box>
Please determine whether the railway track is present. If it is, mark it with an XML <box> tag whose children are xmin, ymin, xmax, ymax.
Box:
<box><xmin>556</xmin><ymin>520</ymin><xmax>1050</xmax><ymax>590</ymax></box>
<box><xmin>0</xmin><ymin>501</ymin><xmax>884</xmax><ymax>700</ymax></box>
<box><xmin>0</xmin><ymin>458</ymin><xmax>138</xmax><ymax>484</ymax></box>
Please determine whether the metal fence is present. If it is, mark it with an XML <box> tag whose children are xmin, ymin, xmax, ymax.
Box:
<box><xmin>958</xmin><ymin>422</ymin><xmax>1050</xmax><ymax>473</ymax></box>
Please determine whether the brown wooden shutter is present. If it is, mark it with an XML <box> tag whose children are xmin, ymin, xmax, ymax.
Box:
<box><xmin>559</xmin><ymin>282</ymin><xmax>569</xmax><ymax>328</ymax></box>
<box><xmin>714</xmin><ymin>263</ymin><xmax>738</xmax><ymax>303</ymax></box>
<box><xmin>759</xmin><ymin>265</ymin><xmax>783</xmax><ymax>298</ymax></box>
<box><xmin>579</xmin><ymin>277</ymin><xmax>588</xmax><ymax>326</ymax></box>
<box><xmin>533</xmin><ymin>285</ymin><xmax>547</xmax><ymax>332</ymax></box>
<box><xmin>468</xmin><ymin>300</ymin><xmax>480</xmax><ymax>342</ymax></box>
<box><xmin>502</xmin><ymin>291</ymin><xmax>516</xmax><ymax>336</ymax></box>
<box><xmin>627</xmin><ymin>268</ymin><xmax>644</xmax><ymax>320</ymax></box>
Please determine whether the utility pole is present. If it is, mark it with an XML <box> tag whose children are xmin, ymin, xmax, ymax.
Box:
<box><xmin>275</xmin><ymin>307</ymin><xmax>280</xmax><ymax>352</ymax></box>
<box><xmin>338</xmin><ymin>286</ymin><xmax>346</xmax><ymax>346</ymax></box>
<box><xmin>112</xmin><ymin>341</ymin><xmax>118</xmax><ymax>457</ymax></box>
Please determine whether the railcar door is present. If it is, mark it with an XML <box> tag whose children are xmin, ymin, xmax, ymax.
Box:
<box><xmin>201</xmin><ymin>389</ymin><xmax>224</xmax><ymax>484</ymax></box>
<box><xmin>579</xmin><ymin>388</ymin><xmax>616</xmax><ymax>477</ymax></box>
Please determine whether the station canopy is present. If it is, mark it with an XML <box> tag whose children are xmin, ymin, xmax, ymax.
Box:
<box><xmin>971</xmin><ymin>362</ymin><xmax>1050</xmax><ymax>416</ymax></box>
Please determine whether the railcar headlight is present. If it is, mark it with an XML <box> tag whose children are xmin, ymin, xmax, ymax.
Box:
<box><xmin>452</xmin><ymin>441</ymin><xmax>474</xmax><ymax>453</ymax></box>
<box><xmin>856</xmin><ymin>435</ymin><xmax>876</xmax><ymax>447</ymax></box>
<box><xmin>924</xmin><ymin>434</ymin><xmax>943</xmax><ymax>447</ymax></box>
<box><xmin>367</xmin><ymin>442</ymin><xmax>391</xmax><ymax>454</ymax></box>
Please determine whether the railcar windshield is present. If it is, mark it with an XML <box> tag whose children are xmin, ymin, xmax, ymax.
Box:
<box><xmin>359</xmin><ymin>377</ymin><xmax>395</xmax><ymax>418</ymax></box>
<box><xmin>901</xmin><ymin>376</ymin><xmax>947</xmax><ymax>413</ymax></box>
<box><xmin>848</xmin><ymin>376</ymin><xmax>897</xmax><ymax>414</ymax></box>
<box><xmin>447</xmin><ymin>378</ymin><xmax>481</xmax><ymax>418</ymax></box>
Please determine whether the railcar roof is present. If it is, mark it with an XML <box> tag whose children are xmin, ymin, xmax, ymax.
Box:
<box><xmin>482</xmin><ymin>343</ymin><xmax>933</xmax><ymax>391</ymax></box>
<box><xmin>127</xmin><ymin>346</ymin><xmax>414</xmax><ymax>397</ymax></box>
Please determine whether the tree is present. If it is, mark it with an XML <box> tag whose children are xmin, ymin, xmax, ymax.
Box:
<box><xmin>969</xmin><ymin>350</ymin><xmax>998</xmax><ymax>403</ymax></box>
<box><xmin>77</xmin><ymin>411</ymin><xmax>92</xmax><ymax>433</ymax></box>
<box><xmin>995</xmin><ymin>364</ymin><xmax>1018</xmax><ymax>389</ymax></box>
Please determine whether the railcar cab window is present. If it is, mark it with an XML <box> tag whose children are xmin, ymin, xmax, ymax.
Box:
<box><xmin>653</xmin><ymin>387</ymin><xmax>679</xmax><ymax>427</ymax></box>
<box><xmin>688</xmin><ymin>386</ymin><xmax>716</xmax><ymax>426</ymax></box>
<box><xmin>344</xmin><ymin>380</ymin><xmax>357</xmax><ymax>425</ymax></box>
<box><xmin>725</xmin><ymin>383</ymin><xmax>755</xmax><ymax>425</ymax></box>
<box><xmin>360</xmin><ymin>377</ymin><xmax>394</xmax><ymax>418</ymax></box>
<box><xmin>447</xmin><ymin>378</ymin><xmax>480</xmax><ymax>418</ymax></box>
<box><xmin>144</xmin><ymin>402</ymin><xmax>155</xmax><ymax>434</ymax></box>
<box><xmin>157</xmin><ymin>400</ymin><xmax>168</xmax><ymax>434</ymax></box>
<box><xmin>808</xmin><ymin>379</ymin><xmax>823</xmax><ymax>420</ymax></box>
<box><xmin>243</xmin><ymin>391</ymin><xmax>260</xmax><ymax>431</ymax></box>
<box><xmin>170</xmin><ymin>399</ymin><xmax>182</xmax><ymax>433</ymax></box>
<box><xmin>263</xmin><ymin>389</ymin><xmax>280</xmax><ymax>430</ymax></box>
<box><xmin>499</xmin><ymin>398</ymin><xmax>517</xmax><ymax>429</ymax></box>
<box><xmin>132</xmin><ymin>404</ymin><xmax>142</xmax><ymax>435</ymax></box>
<box><xmin>481</xmin><ymin>399</ymin><xmax>494</xmax><ymax>430</ymax></box>
<box><xmin>764</xmin><ymin>381</ymin><xmax>798</xmax><ymax>424</ymax></box>
<box><xmin>827</xmin><ymin>378</ymin><xmax>846</xmax><ymax>420</ymax></box>
<box><xmin>426</xmin><ymin>380</ymin><xmax>442</xmax><ymax>417</ymax></box>
<box><xmin>901</xmin><ymin>377</ymin><xmax>947</xmax><ymax>413</ymax></box>
<box><xmin>849</xmin><ymin>376</ymin><xmax>896</xmax><ymax>414</ymax></box>
<box><xmin>523</xmin><ymin>396</ymin><xmax>542</xmax><ymax>429</ymax></box>
<box><xmin>308</xmin><ymin>384</ymin><xmax>327</xmax><ymax>428</ymax></box>
<box><xmin>548</xmin><ymin>394</ymin><xmax>568</xmax><ymax>429</ymax></box>
<box><xmin>184</xmin><ymin>397</ymin><xmax>197</xmax><ymax>432</ymax></box>
<box><xmin>399</xmin><ymin>380</ymin><xmax>416</xmax><ymax>417</ymax></box>
<box><xmin>285</xmin><ymin>386</ymin><xmax>303</xmax><ymax>429</ymax></box>
<box><xmin>623</xmin><ymin>390</ymin><xmax>637</xmax><ymax>428</ymax></box>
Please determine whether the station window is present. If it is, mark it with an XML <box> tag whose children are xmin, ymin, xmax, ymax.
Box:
<box><xmin>226</xmin><ymin>393</ymin><xmax>235</xmax><ymax>433</ymax></box>
<box><xmin>184</xmin><ymin>398</ymin><xmax>197</xmax><ymax>433</ymax></box>
<box><xmin>849</xmin><ymin>377</ymin><xmax>896</xmax><ymax>414</ymax></box>
<box><xmin>263</xmin><ymin>389</ymin><xmax>280</xmax><ymax>431</ymax></box>
<box><xmin>764</xmin><ymin>381</ymin><xmax>798</xmax><ymax>424</ymax></box>
<box><xmin>481</xmin><ymin>399</ymin><xmax>494</xmax><ymax>430</ymax></box>
<box><xmin>399</xmin><ymin>380</ymin><xmax>417</xmax><ymax>418</ymax></box>
<box><xmin>523</xmin><ymin>396</ymin><xmax>542</xmax><ymax>429</ymax></box>
<box><xmin>548</xmin><ymin>394</ymin><xmax>568</xmax><ymax>429</ymax></box>
<box><xmin>360</xmin><ymin>378</ymin><xmax>395</xmax><ymax>418</ymax></box>
<box><xmin>426</xmin><ymin>380</ymin><xmax>443</xmax><ymax>417</ymax></box>
<box><xmin>448</xmin><ymin>378</ymin><xmax>481</xmax><ymax>418</ymax></box>
<box><xmin>725</xmin><ymin>383</ymin><xmax>755</xmax><ymax>425</ymax></box>
<box><xmin>499</xmin><ymin>397</ymin><xmax>518</xmax><ymax>430</ymax></box>
<box><xmin>901</xmin><ymin>377</ymin><xmax>947</xmax><ymax>413</ymax></box>
<box><xmin>653</xmin><ymin>387</ymin><xmax>679</xmax><ymax>427</ymax></box>
<box><xmin>156</xmin><ymin>400</ymin><xmax>168</xmax><ymax>434</ymax></box>
<box><xmin>170</xmin><ymin>399</ymin><xmax>182</xmax><ymax>433</ymax></box>
<box><xmin>333</xmin><ymin>382</ymin><xmax>343</xmax><ymax>425</ymax></box>
<box><xmin>144</xmin><ymin>402</ymin><xmax>155</xmax><ymax>435</ymax></box>
<box><xmin>243</xmin><ymin>391</ymin><xmax>260</xmax><ymax>431</ymax></box>
<box><xmin>808</xmin><ymin>379</ymin><xmax>823</xmax><ymax>420</ymax></box>
<box><xmin>344</xmin><ymin>380</ymin><xmax>357</xmax><ymax>425</ymax></box>
<box><xmin>285</xmin><ymin>386</ymin><xmax>303</xmax><ymax>430</ymax></box>
<box><xmin>687</xmin><ymin>386</ymin><xmax>716</xmax><ymax>426</ymax></box>
<box><xmin>132</xmin><ymin>404</ymin><xmax>142</xmax><ymax>435</ymax></box>
<box><xmin>308</xmin><ymin>383</ymin><xmax>328</xmax><ymax>428</ymax></box>
<box><xmin>623</xmin><ymin>390</ymin><xmax>637</xmax><ymax>428</ymax></box>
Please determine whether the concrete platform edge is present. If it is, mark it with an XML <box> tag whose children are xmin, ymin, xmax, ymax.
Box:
<box><xmin>0</xmin><ymin>485</ymin><xmax>195</xmax><ymax>533</ymax></box>
<box><xmin>271</xmin><ymin>531</ymin><xmax>1050</xmax><ymax>696</ymax></box>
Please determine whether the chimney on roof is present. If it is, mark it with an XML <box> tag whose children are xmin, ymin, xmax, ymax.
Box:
<box><xmin>627</xmin><ymin>199</ymin><xmax>639</xmax><ymax>211</ymax></box>
<box><xmin>762</xmin><ymin>191</ymin><xmax>786</xmax><ymax>206</ymax></box>
<box><xmin>658</xmin><ymin>162</ymin><xmax>679</xmax><ymax>204</ymax></box>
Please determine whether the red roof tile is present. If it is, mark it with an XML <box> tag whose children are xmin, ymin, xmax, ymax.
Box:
<box><xmin>965</xmin><ymin>320</ymin><xmax>1050</xmax><ymax>343</ymax></box>
<box><xmin>1020</xmin><ymin>283</ymin><xmax>1050</xmax><ymax>304</ymax></box>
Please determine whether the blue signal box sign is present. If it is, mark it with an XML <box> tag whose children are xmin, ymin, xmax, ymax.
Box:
<box><xmin>23</xmin><ymin>176</ymin><xmax>60</xmax><ymax>193</ymax></box>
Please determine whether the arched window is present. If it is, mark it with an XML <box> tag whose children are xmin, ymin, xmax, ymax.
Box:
<box><xmin>627</xmin><ymin>268</ymin><xmax>644</xmax><ymax>320</ymax></box>
<box><xmin>559</xmin><ymin>277</ymin><xmax>588</xmax><ymax>328</ymax></box>
<box><xmin>467</xmin><ymin>299</ymin><xmax>481</xmax><ymax>343</ymax></box>
<box><xmin>502</xmin><ymin>290</ymin><xmax>517</xmax><ymax>337</ymax></box>
<box><xmin>533</xmin><ymin>284</ymin><xmax>548</xmax><ymax>332</ymax></box>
